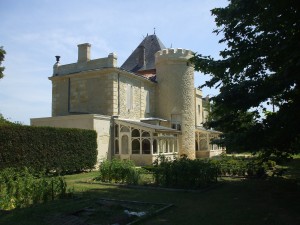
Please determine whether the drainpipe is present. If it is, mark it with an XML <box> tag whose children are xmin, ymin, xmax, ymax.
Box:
<box><xmin>68</xmin><ymin>78</ymin><xmax>71</xmax><ymax>113</ymax></box>
<box><xmin>118</xmin><ymin>73</ymin><xmax>120</xmax><ymax>115</ymax></box>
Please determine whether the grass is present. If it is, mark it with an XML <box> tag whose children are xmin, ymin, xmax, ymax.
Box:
<box><xmin>1</xmin><ymin>159</ymin><xmax>300</xmax><ymax>225</ymax></box>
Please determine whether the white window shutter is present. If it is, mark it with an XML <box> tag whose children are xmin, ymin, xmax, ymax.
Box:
<box><xmin>126</xmin><ymin>84</ymin><xmax>131</xmax><ymax>110</ymax></box>
<box><xmin>145</xmin><ymin>90</ymin><xmax>150</xmax><ymax>113</ymax></box>
<box><xmin>130</xmin><ymin>85</ymin><xmax>134</xmax><ymax>109</ymax></box>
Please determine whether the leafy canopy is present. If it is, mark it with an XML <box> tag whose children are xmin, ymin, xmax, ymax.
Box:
<box><xmin>191</xmin><ymin>0</ymin><xmax>300</xmax><ymax>157</ymax></box>
<box><xmin>0</xmin><ymin>46</ymin><xmax>6</xmax><ymax>79</ymax></box>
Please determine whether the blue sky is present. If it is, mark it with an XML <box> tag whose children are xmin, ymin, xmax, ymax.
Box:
<box><xmin>0</xmin><ymin>0</ymin><xmax>228</xmax><ymax>124</ymax></box>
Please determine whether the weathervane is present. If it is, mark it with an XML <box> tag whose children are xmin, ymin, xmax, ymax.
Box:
<box><xmin>154</xmin><ymin>27</ymin><xmax>156</xmax><ymax>34</ymax></box>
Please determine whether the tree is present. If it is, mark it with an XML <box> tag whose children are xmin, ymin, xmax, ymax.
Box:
<box><xmin>0</xmin><ymin>46</ymin><xmax>6</xmax><ymax>79</ymax></box>
<box><xmin>191</xmin><ymin>0</ymin><xmax>300</xmax><ymax>158</ymax></box>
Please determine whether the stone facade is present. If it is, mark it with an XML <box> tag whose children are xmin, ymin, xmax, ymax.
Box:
<box><xmin>155</xmin><ymin>49</ymin><xmax>196</xmax><ymax>159</ymax></box>
<box><xmin>31</xmin><ymin>35</ymin><xmax>224</xmax><ymax>166</ymax></box>
<box><xmin>117</xmin><ymin>73</ymin><xmax>156</xmax><ymax>120</ymax></box>
<box><xmin>195</xmin><ymin>89</ymin><xmax>204</xmax><ymax>127</ymax></box>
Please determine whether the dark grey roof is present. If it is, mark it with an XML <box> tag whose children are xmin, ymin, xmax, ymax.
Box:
<box><xmin>121</xmin><ymin>34</ymin><xmax>166</xmax><ymax>72</ymax></box>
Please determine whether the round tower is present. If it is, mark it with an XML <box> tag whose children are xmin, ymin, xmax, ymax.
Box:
<box><xmin>155</xmin><ymin>48</ymin><xmax>195</xmax><ymax>159</ymax></box>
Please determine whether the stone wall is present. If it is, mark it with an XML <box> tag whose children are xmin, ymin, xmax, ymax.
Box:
<box><xmin>53</xmin><ymin>53</ymin><xmax>117</xmax><ymax>76</ymax></box>
<box><xmin>50</xmin><ymin>69</ymin><xmax>120</xmax><ymax>117</ymax></box>
<box><xmin>118</xmin><ymin>72</ymin><xmax>156</xmax><ymax>120</ymax></box>
<box><xmin>195</xmin><ymin>88</ymin><xmax>203</xmax><ymax>127</ymax></box>
<box><xmin>51</xmin><ymin>77</ymin><xmax>69</xmax><ymax>116</ymax></box>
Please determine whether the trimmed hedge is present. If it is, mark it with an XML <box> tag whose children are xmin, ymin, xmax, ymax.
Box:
<box><xmin>0</xmin><ymin>125</ymin><xmax>97</xmax><ymax>173</ymax></box>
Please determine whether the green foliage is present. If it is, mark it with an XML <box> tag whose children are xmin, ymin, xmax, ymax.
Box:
<box><xmin>96</xmin><ymin>159</ymin><xmax>142</xmax><ymax>185</ymax></box>
<box><xmin>0</xmin><ymin>46</ymin><xmax>5</xmax><ymax>79</ymax></box>
<box><xmin>0</xmin><ymin>125</ymin><xmax>97</xmax><ymax>173</ymax></box>
<box><xmin>0</xmin><ymin>167</ymin><xmax>69</xmax><ymax>210</ymax></box>
<box><xmin>211</xmin><ymin>155</ymin><xmax>276</xmax><ymax>178</ymax></box>
<box><xmin>0</xmin><ymin>114</ymin><xmax>15</xmax><ymax>126</ymax></box>
<box><xmin>190</xmin><ymin>0</ymin><xmax>300</xmax><ymax>159</ymax></box>
<box><xmin>152</xmin><ymin>156</ymin><xmax>218</xmax><ymax>189</ymax></box>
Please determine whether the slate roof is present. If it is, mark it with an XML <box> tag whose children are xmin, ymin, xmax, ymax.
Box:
<box><xmin>121</xmin><ymin>34</ymin><xmax>166</xmax><ymax>72</ymax></box>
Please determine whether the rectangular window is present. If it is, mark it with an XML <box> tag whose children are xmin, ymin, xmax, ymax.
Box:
<box><xmin>126</xmin><ymin>84</ymin><xmax>133</xmax><ymax>110</ymax></box>
<box><xmin>171</xmin><ymin>114</ymin><xmax>182</xmax><ymax>131</ymax></box>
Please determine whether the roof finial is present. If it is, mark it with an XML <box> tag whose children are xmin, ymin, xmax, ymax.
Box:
<box><xmin>154</xmin><ymin>27</ymin><xmax>156</xmax><ymax>34</ymax></box>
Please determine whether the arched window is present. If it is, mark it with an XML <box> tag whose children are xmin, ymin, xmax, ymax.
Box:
<box><xmin>132</xmin><ymin>139</ymin><xmax>140</xmax><ymax>154</ymax></box>
<box><xmin>169</xmin><ymin>140</ymin><xmax>174</xmax><ymax>153</ymax></box>
<box><xmin>153</xmin><ymin>139</ymin><xmax>158</xmax><ymax>154</ymax></box>
<box><xmin>120</xmin><ymin>126</ymin><xmax>130</xmax><ymax>133</ymax></box>
<box><xmin>131</xmin><ymin>129</ymin><xmax>140</xmax><ymax>137</ymax></box>
<box><xmin>142</xmin><ymin>132</ymin><xmax>150</xmax><ymax>137</ymax></box>
<box><xmin>142</xmin><ymin>139</ymin><xmax>151</xmax><ymax>154</ymax></box>
<box><xmin>200</xmin><ymin>139</ymin><xmax>208</xmax><ymax>151</ymax></box>
<box><xmin>174</xmin><ymin>138</ymin><xmax>178</xmax><ymax>152</ymax></box>
<box><xmin>159</xmin><ymin>140</ymin><xmax>165</xmax><ymax>153</ymax></box>
<box><xmin>195</xmin><ymin>140</ymin><xmax>199</xmax><ymax>151</ymax></box>
<box><xmin>121</xmin><ymin>135</ymin><xmax>129</xmax><ymax>154</ymax></box>
<box><xmin>115</xmin><ymin>125</ymin><xmax>119</xmax><ymax>137</ymax></box>
<box><xmin>166</xmin><ymin>141</ymin><xmax>169</xmax><ymax>153</ymax></box>
<box><xmin>115</xmin><ymin>139</ymin><xmax>119</xmax><ymax>154</ymax></box>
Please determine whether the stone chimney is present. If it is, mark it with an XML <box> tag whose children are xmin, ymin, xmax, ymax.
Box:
<box><xmin>78</xmin><ymin>43</ymin><xmax>91</xmax><ymax>63</ymax></box>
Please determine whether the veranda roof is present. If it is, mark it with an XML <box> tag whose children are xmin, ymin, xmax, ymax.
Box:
<box><xmin>115</xmin><ymin>118</ymin><xmax>180</xmax><ymax>133</ymax></box>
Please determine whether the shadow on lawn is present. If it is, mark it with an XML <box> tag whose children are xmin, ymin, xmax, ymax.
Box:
<box><xmin>1</xmin><ymin>177</ymin><xmax>300</xmax><ymax>225</ymax></box>
<box><xmin>1</xmin><ymin>167</ymin><xmax>300</xmax><ymax>225</ymax></box>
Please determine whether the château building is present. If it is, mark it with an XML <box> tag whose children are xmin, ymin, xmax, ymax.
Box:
<box><xmin>31</xmin><ymin>34</ymin><xmax>224</xmax><ymax>165</ymax></box>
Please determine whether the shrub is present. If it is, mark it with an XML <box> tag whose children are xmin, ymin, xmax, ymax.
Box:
<box><xmin>0</xmin><ymin>125</ymin><xmax>97</xmax><ymax>173</ymax></box>
<box><xmin>96</xmin><ymin>159</ymin><xmax>141</xmax><ymax>185</ymax></box>
<box><xmin>152</xmin><ymin>156</ymin><xmax>218</xmax><ymax>189</ymax></box>
<box><xmin>211</xmin><ymin>155</ymin><xmax>275</xmax><ymax>178</ymax></box>
<box><xmin>0</xmin><ymin>114</ymin><xmax>23</xmax><ymax>126</ymax></box>
<box><xmin>0</xmin><ymin>167</ymin><xmax>69</xmax><ymax>210</ymax></box>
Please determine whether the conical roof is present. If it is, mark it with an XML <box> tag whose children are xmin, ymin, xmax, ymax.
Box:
<box><xmin>121</xmin><ymin>34</ymin><xmax>166</xmax><ymax>72</ymax></box>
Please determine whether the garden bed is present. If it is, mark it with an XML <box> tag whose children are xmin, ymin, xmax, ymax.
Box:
<box><xmin>46</xmin><ymin>198</ymin><xmax>173</xmax><ymax>225</ymax></box>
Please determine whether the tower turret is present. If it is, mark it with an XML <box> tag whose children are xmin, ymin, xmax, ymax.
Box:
<box><xmin>155</xmin><ymin>48</ymin><xmax>195</xmax><ymax>159</ymax></box>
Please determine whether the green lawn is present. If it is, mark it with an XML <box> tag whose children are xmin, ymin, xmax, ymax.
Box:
<box><xmin>1</xmin><ymin>160</ymin><xmax>300</xmax><ymax>225</ymax></box>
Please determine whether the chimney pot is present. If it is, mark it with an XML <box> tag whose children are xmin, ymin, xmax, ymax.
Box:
<box><xmin>78</xmin><ymin>43</ymin><xmax>91</xmax><ymax>63</ymax></box>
